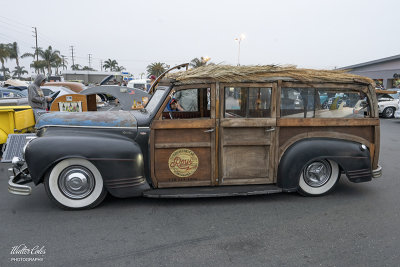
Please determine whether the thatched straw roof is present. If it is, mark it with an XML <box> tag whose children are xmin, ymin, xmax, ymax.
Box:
<box><xmin>167</xmin><ymin>65</ymin><xmax>374</xmax><ymax>86</ymax></box>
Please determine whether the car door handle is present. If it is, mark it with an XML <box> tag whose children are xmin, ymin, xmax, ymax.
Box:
<box><xmin>204</xmin><ymin>128</ymin><xmax>215</xmax><ymax>133</ymax></box>
<box><xmin>265</xmin><ymin>127</ymin><xmax>275</xmax><ymax>132</ymax></box>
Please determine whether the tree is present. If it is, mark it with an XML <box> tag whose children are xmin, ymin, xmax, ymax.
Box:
<box><xmin>190</xmin><ymin>57</ymin><xmax>212</xmax><ymax>68</ymax></box>
<box><xmin>8</xmin><ymin>42</ymin><xmax>21</xmax><ymax>68</ymax></box>
<box><xmin>103</xmin><ymin>59</ymin><xmax>118</xmax><ymax>71</ymax></box>
<box><xmin>146</xmin><ymin>62</ymin><xmax>168</xmax><ymax>78</ymax></box>
<box><xmin>38</xmin><ymin>46</ymin><xmax>61</xmax><ymax>75</ymax></box>
<box><xmin>21</xmin><ymin>47</ymin><xmax>43</xmax><ymax>61</ymax></box>
<box><xmin>71</xmin><ymin>64</ymin><xmax>81</xmax><ymax>70</ymax></box>
<box><xmin>22</xmin><ymin>47</ymin><xmax>44</xmax><ymax>74</ymax></box>
<box><xmin>12</xmin><ymin>66</ymin><xmax>28</xmax><ymax>78</ymax></box>
<box><xmin>60</xmin><ymin>55</ymin><xmax>68</xmax><ymax>70</ymax></box>
<box><xmin>115</xmin><ymin>65</ymin><xmax>125</xmax><ymax>72</ymax></box>
<box><xmin>82</xmin><ymin>66</ymin><xmax>95</xmax><ymax>71</ymax></box>
<box><xmin>0</xmin><ymin>66</ymin><xmax>11</xmax><ymax>80</ymax></box>
<box><xmin>0</xmin><ymin>43</ymin><xmax>10</xmax><ymax>81</ymax></box>
<box><xmin>30</xmin><ymin>60</ymin><xmax>46</xmax><ymax>74</ymax></box>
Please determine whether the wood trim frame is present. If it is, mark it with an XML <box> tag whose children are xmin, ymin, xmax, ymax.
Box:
<box><xmin>281</xmin><ymin>81</ymin><xmax>368</xmax><ymax>92</ymax></box>
<box><xmin>150</xmin><ymin>83</ymin><xmax>216</xmax><ymax>188</ymax></box>
<box><xmin>277</xmin><ymin>118</ymin><xmax>380</xmax><ymax>127</ymax></box>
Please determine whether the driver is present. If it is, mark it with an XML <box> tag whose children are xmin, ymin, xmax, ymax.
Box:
<box><xmin>28</xmin><ymin>74</ymin><xmax>52</xmax><ymax>120</ymax></box>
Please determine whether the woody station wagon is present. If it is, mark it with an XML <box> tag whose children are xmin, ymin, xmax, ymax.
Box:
<box><xmin>8</xmin><ymin>65</ymin><xmax>382</xmax><ymax>209</ymax></box>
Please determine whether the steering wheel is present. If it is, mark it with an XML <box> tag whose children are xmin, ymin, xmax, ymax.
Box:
<box><xmin>48</xmin><ymin>91</ymin><xmax>60</xmax><ymax>108</ymax></box>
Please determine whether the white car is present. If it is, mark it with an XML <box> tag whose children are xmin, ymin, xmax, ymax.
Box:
<box><xmin>377</xmin><ymin>94</ymin><xmax>399</xmax><ymax>118</ymax></box>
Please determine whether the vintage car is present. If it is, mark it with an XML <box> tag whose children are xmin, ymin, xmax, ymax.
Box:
<box><xmin>8</xmin><ymin>65</ymin><xmax>382</xmax><ymax>210</ymax></box>
<box><xmin>376</xmin><ymin>92</ymin><xmax>399</xmax><ymax>118</ymax></box>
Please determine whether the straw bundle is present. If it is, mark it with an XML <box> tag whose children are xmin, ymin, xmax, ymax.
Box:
<box><xmin>167</xmin><ymin>65</ymin><xmax>374</xmax><ymax>86</ymax></box>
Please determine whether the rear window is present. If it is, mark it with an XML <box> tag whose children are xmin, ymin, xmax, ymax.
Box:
<box><xmin>281</xmin><ymin>88</ymin><xmax>369</xmax><ymax>118</ymax></box>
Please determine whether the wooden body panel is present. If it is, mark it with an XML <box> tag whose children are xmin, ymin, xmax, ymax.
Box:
<box><xmin>151</xmin><ymin>119</ymin><xmax>215</xmax><ymax>188</ymax></box>
<box><xmin>150</xmin><ymin>80</ymin><xmax>380</xmax><ymax>189</ymax></box>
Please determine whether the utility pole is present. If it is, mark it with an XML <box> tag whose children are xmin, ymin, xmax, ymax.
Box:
<box><xmin>88</xmin><ymin>54</ymin><xmax>92</xmax><ymax>68</ymax></box>
<box><xmin>32</xmin><ymin>27</ymin><xmax>38</xmax><ymax>62</ymax></box>
<box><xmin>70</xmin><ymin>46</ymin><xmax>75</xmax><ymax>67</ymax></box>
<box><xmin>61</xmin><ymin>55</ymin><xmax>67</xmax><ymax>70</ymax></box>
<box><xmin>100</xmin><ymin>60</ymin><xmax>103</xmax><ymax>71</ymax></box>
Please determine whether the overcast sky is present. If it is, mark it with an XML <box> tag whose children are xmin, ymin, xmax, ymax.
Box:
<box><xmin>1</xmin><ymin>0</ymin><xmax>399</xmax><ymax>77</ymax></box>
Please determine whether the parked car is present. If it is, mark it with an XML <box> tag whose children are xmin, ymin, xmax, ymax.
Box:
<box><xmin>0</xmin><ymin>88</ymin><xmax>27</xmax><ymax>98</ymax></box>
<box><xmin>43</xmin><ymin>82</ymin><xmax>85</xmax><ymax>93</ymax></box>
<box><xmin>8</xmin><ymin>65</ymin><xmax>382</xmax><ymax>210</ymax></box>
<box><xmin>40</xmin><ymin>86</ymin><xmax>76</xmax><ymax>97</ymax></box>
<box><xmin>377</xmin><ymin>93</ymin><xmax>399</xmax><ymax>118</ymax></box>
<box><xmin>0</xmin><ymin>105</ymin><xmax>35</xmax><ymax>151</ymax></box>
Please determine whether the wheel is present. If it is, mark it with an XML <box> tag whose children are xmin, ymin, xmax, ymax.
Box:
<box><xmin>382</xmin><ymin>107</ymin><xmax>394</xmax><ymax>118</ymax></box>
<box><xmin>298</xmin><ymin>159</ymin><xmax>340</xmax><ymax>196</ymax></box>
<box><xmin>44</xmin><ymin>158</ymin><xmax>107</xmax><ymax>210</ymax></box>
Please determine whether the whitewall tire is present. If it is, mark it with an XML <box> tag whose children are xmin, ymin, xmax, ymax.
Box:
<box><xmin>44</xmin><ymin>158</ymin><xmax>107</xmax><ymax>209</ymax></box>
<box><xmin>298</xmin><ymin>159</ymin><xmax>340</xmax><ymax>196</ymax></box>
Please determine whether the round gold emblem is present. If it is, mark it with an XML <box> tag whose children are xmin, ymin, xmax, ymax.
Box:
<box><xmin>168</xmin><ymin>149</ymin><xmax>199</xmax><ymax>177</ymax></box>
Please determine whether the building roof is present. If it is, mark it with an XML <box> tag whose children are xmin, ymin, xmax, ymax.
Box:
<box><xmin>167</xmin><ymin>65</ymin><xmax>374</xmax><ymax>85</ymax></box>
<box><xmin>339</xmin><ymin>54</ymin><xmax>400</xmax><ymax>70</ymax></box>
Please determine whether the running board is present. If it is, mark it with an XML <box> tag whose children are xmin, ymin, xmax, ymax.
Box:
<box><xmin>143</xmin><ymin>185</ymin><xmax>282</xmax><ymax>198</ymax></box>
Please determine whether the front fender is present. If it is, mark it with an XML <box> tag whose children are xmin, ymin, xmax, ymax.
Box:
<box><xmin>277</xmin><ymin>138</ymin><xmax>372</xmax><ymax>191</ymax></box>
<box><xmin>24</xmin><ymin>135</ymin><xmax>146</xmax><ymax>195</ymax></box>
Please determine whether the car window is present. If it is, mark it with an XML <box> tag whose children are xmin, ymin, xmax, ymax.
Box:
<box><xmin>224</xmin><ymin>87</ymin><xmax>272</xmax><ymax>118</ymax></box>
<box><xmin>281</xmin><ymin>87</ymin><xmax>368</xmax><ymax>118</ymax></box>
<box><xmin>162</xmin><ymin>88</ymin><xmax>211</xmax><ymax>120</ymax></box>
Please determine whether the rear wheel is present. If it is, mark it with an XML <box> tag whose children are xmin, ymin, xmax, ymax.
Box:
<box><xmin>383</xmin><ymin>107</ymin><xmax>395</xmax><ymax>118</ymax></box>
<box><xmin>298</xmin><ymin>159</ymin><xmax>340</xmax><ymax>196</ymax></box>
<box><xmin>44</xmin><ymin>158</ymin><xmax>107</xmax><ymax>210</ymax></box>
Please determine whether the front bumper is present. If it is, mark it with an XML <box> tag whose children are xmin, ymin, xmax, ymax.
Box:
<box><xmin>372</xmin><ymin>165</ymin><xmax>382</xmax><ymax>178</ymax></box>
<box><xmin>8</xmin><ymin>167</ymin><xmax>32</xmax><ymax>196</ymax></box>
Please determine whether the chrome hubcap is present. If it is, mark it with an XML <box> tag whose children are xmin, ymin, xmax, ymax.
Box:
<box><xmin>303</xmin><ymin>160</ymin><xmax>332</xmax><ymax>187</ymax></box>
<box><xmin>58</xmin><ymin>166</ymin><xmax>95</xmax><ymax>199</ymax></box>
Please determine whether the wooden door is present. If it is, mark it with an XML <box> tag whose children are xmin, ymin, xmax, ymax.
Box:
<box><xmin>219</xmin><ymin>83</ymin><xmax>277</xmax><ymax>185</ymax></box>
<box><xmin>151</xmin><ymin>85</ymin><xmax>216</xmax><ymax>188</ymax></box>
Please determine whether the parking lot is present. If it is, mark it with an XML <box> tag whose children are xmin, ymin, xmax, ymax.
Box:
<box><xmin>0</xmin><ymin>118</ymin><xmax>399</xmax><ymax>267</ymax></box>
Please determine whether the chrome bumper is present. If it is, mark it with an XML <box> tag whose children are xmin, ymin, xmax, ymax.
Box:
<box><xmin>372</xmin><ymin>165</ymin><xmax>382</xmax><ymax>178</ymax></box>
<box><xmin>8</xmin><ymin>168</ymin><xmax>32</xmax><ymax>196</ymax></box>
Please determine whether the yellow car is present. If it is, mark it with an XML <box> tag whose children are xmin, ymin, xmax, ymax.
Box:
<box><xmin>0</xmin><ymin>106</ymin><xmax>35</xmax><ymax>150</ymax></box>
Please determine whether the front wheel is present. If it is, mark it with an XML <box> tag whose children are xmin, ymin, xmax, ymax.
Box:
<box><xmin>44</xmin><ymin>158</ymin><xmax>107</xmax><ymax>210</ymax></box>
<box><xmin>382</xmin><ymin>107</ymin><xmax>395</xmax><ymax>118</ymax></box>
<box><xmin>298</xmin><ymin>159</ymin><xmax>340</xmax><ymax>196</ymax></box>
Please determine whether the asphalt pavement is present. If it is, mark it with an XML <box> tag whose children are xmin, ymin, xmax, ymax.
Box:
<box><xmin>0</xmin><ymin>119</ymin><xmax>399</xmax><ymax>267</ymax></box>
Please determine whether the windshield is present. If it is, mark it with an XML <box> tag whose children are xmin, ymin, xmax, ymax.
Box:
<box><xmin>144</xmin><ymin>88</ymin><xmax>168</xmax><ymax>114</ymax></box>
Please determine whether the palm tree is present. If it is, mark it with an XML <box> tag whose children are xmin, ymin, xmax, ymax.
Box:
<box><xmin>190</xmin><ymin>57</ymin><xmax>212</xmax><ymax>68</ymax></box>
<box><xmin>103</xmin><ymin>59</ymin><xmax>118</xmax><ymax>71</ymax></box>
<box><xmin>8</xmin><ymin>42</ymin><xmax>19</xmax><ymax>67</ymax></box>
<box><xmin>21</xmin><ymin>47</ymin><xmax>43</xmax><ymax>61</ymax></box>
<box><xmin>8</xmin><ymin>42</ymin><xmax>21</xmax><ymax>68</ymax></box>
<box><xmin>115</xmin><ymin>65</ymin><xmax>125</xmax><ymax>72</ymax></box>
<box><xmin>0</xmin><ymin>43</ymin><xmax>10</xmax><ymax>81</ymax></box>
<box><xmin>82</xmin><ymin>66</ymin><xmax>95</xmax><ymax>71</ymax></box>
<box><xmin>38</xmin><ymin>46</ymin><xmax>61</xmax><ymax>75</ymax></box>
<box><xmin>53</xmin><ymin>56</ymin><xmax>63</xmax><ymax>75</ymax></box>
<box><xmin>71</xmin><ymin>64</ymin><xmax>81</xmax><ymax>70</ymax></box>
<box><xmin>12</xmin><ymin>66</ymin><xmax>28</xmax><ymax>78</ymax></box>
<box><xmin>146</xmin><ymin>62</ymin><xmax>168</xmax><ymax>78</ymax></box>
<box><xmin>22</xmin><ymin>47</ymin><xmax>44</xmax><ymax>74</ymax></box>
<box><xmin>60</xmin><ymin>55</ymin><xmax>68</xmax><ymax>70</ymax></box>
<box><xmin>0</xmin><ymin>66</ymin><xmax>11</xmax><ymax>80</ymax></box>
<box><xmin>30</xmin><ymin>60</ymin><xmax>46</xmax><ymax>74</ymax></box>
